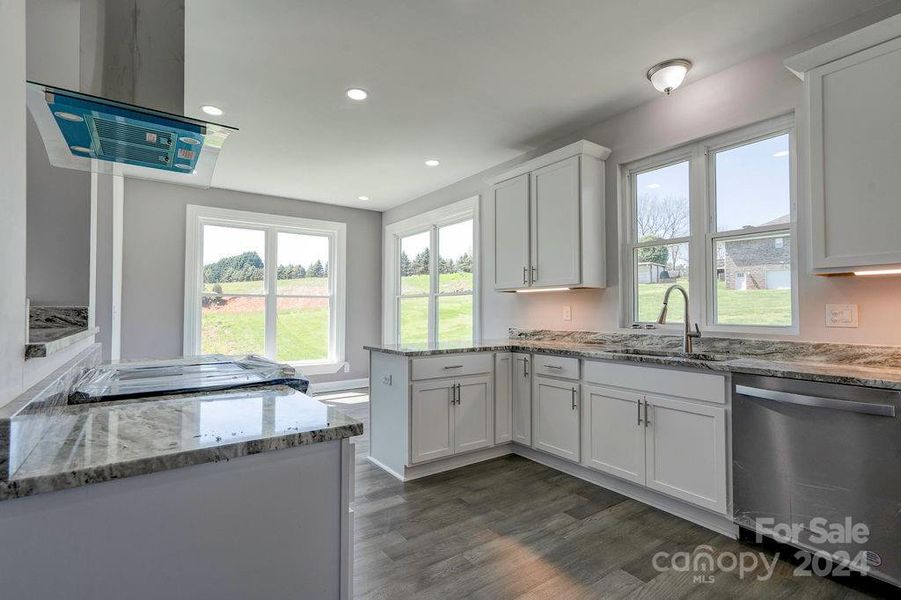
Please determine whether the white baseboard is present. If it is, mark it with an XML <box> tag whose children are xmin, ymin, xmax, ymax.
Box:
<box><xmin>310</xmin><ymin>378</ymin><xmax>369</xmax><ymax>394</ymax></box>
<box><xmin>369</xmin><ymin>445</ymin><xmax>514</xmax><ymax>482</ymax></box>
<box><xmin>512</xmin><ymin>444</ymin><xmax>738</xmax><ymax>539</ymax></box>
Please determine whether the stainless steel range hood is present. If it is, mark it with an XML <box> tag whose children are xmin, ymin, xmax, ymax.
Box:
<box><xmin>26</xmin><ymin>0</ymin><xmax>237</xmax><ymax>188</ymax></box>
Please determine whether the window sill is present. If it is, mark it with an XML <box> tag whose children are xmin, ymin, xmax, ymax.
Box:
<box><xmin>289</xmin><ymin>361</ymin><xmax>349</xmax><ymax>376</ymax></box>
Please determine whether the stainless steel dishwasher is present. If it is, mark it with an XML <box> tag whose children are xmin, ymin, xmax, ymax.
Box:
<box><xmin>732</xmin><ymin>374</ymin><xmax>900</xmax><ymax>587</ymax></box>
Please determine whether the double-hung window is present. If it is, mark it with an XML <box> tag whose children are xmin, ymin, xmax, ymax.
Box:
<box><xmin>384</xmin><ymin>197</ymin><xmax>479</xmax><ymax>345</ymax></box>
<box><xmin>184</xmin><ymin>205</ymin><xmax>347</xmax><ymax>373</ymax></box>
<box><xmin>623</xmin><ymin>115</ymin><xmax>797</xmax><ymax>332</ymax></box>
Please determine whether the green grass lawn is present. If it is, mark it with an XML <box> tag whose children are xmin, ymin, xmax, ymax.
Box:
<box><xmin>202</xmin><ymin>274</ymin><xmax>475</xmax><ymax>360</ymax></box>
<box><xmin>636</xmin><ymin>280</ymin><xmax>791</xmax><ymax>326</ymax></box>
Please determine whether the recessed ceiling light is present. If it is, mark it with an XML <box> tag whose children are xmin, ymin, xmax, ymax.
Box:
<box><xmin>358</xmin><ymin>195</ymin><xmax>370</xmax><ymax>201</ymax></box>
<box><xmin>425</xmin><ymin>159</ymin><xmax>440</xmax><ymax>167</ymax></box>
<box><xmin>346</xmin><ymin>88</ymin><xmax>369</xmax><ymax>101</ymax></box>
<box><xmin>55</xmin><ymin>111</ymin><xmax>84</xmax><ymax>122</ymax></box>
<box><xmin>201</xmin><ymin>105</ymin><xmax>223</xmax><ymax>116</ymax></box>
<box><xmin>772</xmin><ymin>150</ymin><xmax>789</xmax><ymax>158</ymax></box>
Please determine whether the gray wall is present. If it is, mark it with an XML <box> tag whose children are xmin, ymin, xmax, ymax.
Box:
<box><xmin>121</xmin><ymin>180</ymin><xmax>382</xmax><ymax>383</ymax></box>
<box><xmin>25</xmin><ymin>0</ymin><xmax>92</xmax><ymax>307</ymax></box>
<box><xmin>384</xmin><ymin>4</ymin><xmax>901</xmax><ymax>346</ymax></box>
<box><xmin>0</xmin><ymin>0</ymin><xmax>27</xmax><ymax>406</ymax></box>
<box><xmin>26</xmin><ymin>118</ymin><xmax>92</xmax><ymax>307</ymax></box>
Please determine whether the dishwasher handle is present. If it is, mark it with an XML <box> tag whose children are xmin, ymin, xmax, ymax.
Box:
<box><xmin>735</xmin><ymin>384</ymin><xmax>895</xmax><ymax>417</ymax></box>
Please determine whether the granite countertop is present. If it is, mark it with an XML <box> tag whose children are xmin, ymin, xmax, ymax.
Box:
<box><xmin>1</xmin><ymin>384</ymin><xmax>362</xmax><ymax>501</ymax></box>
<box><xmin>365</xmin><ymin>330</ymin><xmax>901</xmax><ymax>391</ymax></box>
<box><xmin>26</xmin><ymin>306</ymin><xmax>96</xmax><ymax>360</ymax></box>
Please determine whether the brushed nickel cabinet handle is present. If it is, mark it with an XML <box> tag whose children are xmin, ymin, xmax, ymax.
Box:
<box><xmin>571</xmin><ymin>387</ymin><xmax>577</xmax><ymax>410</ymax></box>
<box><xmin>545</xmin><ymin>365</ymin><xmax>563</xmax><ymax>370</ymax></box>
<box><xmin>443</xmin><ymin>365</ymin><xmax>463</xmax><ymax>370</ymax></box>
<box><xmin>644</xmin><ymin>399</ymin><xmax>651</xmax><ymax>427</ymax></box>
<box><xmin>531</xmin><ymin>266</ymin><xmax>537</xmax><ymax>282</ymax></box>
<box><xmin>456</xmin><ymin>383</ymin><xmax>462</xmax><ymax>404</ymax></box>
<box><xmin>523</xmin><ymin>357</ymin><xmax>529</xmax><ymax>377</ymax></box>
<box><xmin>637</xmin><ymin>400</ymin><xmax>642</xmax><ymax>426</ymax></box>
<box><xmin>523</xmin><ymin>266</ymin><xmax>528</xmax><ymax>284</ymax></box>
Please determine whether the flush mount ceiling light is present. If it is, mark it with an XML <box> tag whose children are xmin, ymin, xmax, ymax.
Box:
<box><xmin>200</xmin><ymin>105</ymin><xmax>223</xmax><ymax>116</ymax></box>
<box><xmin>646</xmin><ymin>59</ymin><xmax>692</xmax><ymax>95</ymax></box>
<box><xmin>345</xmin><ymin>88</ymin><xmax>369</xmax><ymax>101</ymax></box>
<box><xmin>425</xmin><ymin>159</ymin><xmax>440</xmax><ymax>167</ymax></box>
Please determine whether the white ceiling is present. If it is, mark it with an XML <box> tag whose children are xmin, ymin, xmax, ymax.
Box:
<box><xmin>185</xmin><ymin>0</ymin><xmax>887</xmax><ymax>211</ymax></box>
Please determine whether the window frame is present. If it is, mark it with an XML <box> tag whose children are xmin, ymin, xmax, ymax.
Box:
<box><xmin>620</xmin><ymin>114</ymin><xmax>798</xmax><ymax>335</ymax></box>
<box><xmin>184</xmin><ymin>205</ymin><xmax>347</xmax><ymax>374</ymax></box>
<box><xmin>382</xmin><ymin>196</ymin><xmax>480</xmax><ymax>345</ymax></box>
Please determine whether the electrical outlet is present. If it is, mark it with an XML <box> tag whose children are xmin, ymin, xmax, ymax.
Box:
<box><xmin>825</xmin><ymin>304</ymin><xmax>858</xmax><ymax>328</ymax></box>
<box><xmin>381</xmin><ymin>374</ymin><xmax>392</xmax><ymax>386</ymax></box>
<box><xmin>563</xmin><ymin>305</ymin><xmax>572</xmax><ymax>321</ymax></box>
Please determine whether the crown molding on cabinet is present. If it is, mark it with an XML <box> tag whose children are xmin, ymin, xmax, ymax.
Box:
<box><xmin>485</xmin><ymin>139</ymin><xmax>612</xmax><ymax>186</ymax></box>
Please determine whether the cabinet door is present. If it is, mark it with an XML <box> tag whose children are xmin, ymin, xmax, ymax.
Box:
<box><xmin>582</xmin><ymin>385</ymin><xmax>645</xmax><ymax>484</ymax></box>
<box><xmin>512</xmin><ymin>353</ymin><xmax>532</xmax><ymax>445</ymax></box>
<box><xmin>530</xmin><ymin>156</ymin><xmax>580</xmax><ymax>287</ymax></box>
<box><xmin>644</xmin><ymin>395</ymin><xmax>727</xmax><ymax>514</ymax></box>
<box><xmin>411</xmin><ymin>379</ymin><xmax>455</xmax><ymax>464</ymax></box>
<box><xmin>454</xmin><ymin>374</ymin><xmax>493</xmax><ymax>454</ymax></box>
<box><xmin>808</xmin><ymin>37</ymin><xmax>901</xmax><ymax>270</ymax></box>
<box><xmin>493</xmin><ymin>174</ymin><xmax>531</xmax><ymax>289</ymax></box>
<box><xmin>494</xmin><ymin>354</ymin><xmax>513</xmax><ymax>444</ymax></box>
<box><xmin>532</xmin><ymin>376</ymin><xmax>580</xmax><ymax>462</ymax></box>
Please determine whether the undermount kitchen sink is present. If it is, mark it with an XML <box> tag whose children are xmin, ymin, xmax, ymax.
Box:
<box><xmin>596</xmin><ymin>347</ymin><xmax>730</xmax><ymax>362</ymax></box>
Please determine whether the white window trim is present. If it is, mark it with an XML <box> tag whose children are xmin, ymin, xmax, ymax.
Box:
<box><xmin>382</xmin><ymin>196</ymin><xmax>480</xmax><ymax>345</ymax></box>
<box><xmin>619</xmin><ymin>114</ymin><xmax>798</xmax><ymax>336</ymax></box>
<box><xmin>184</xmin><ymin>205</ymin><xmax>347</xmax><ymax>375</ymax></box>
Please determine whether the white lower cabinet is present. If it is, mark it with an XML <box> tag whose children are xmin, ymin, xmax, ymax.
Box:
<box><xmin>512</xmin><ymin>353</ymin><xmax>532</xmax><ymax>445</ymax></box>
<box><xmin>455</xmin><ymin>375</ymin><xmax>493</xmax><ymax>453</ymax></box>
<box><xmin>644</xmin><ymin>394</ymin><xmax>727</xmax><ymax>514</ymax></box>
<box><xmin>411</xmin><ymin>374</ymin><xmax>492</xmax><ymax>464</ymax></box>
<box><xmin>533</xmin><ymin>376</ymin><xmax>580</xmax><ymax>462</ymax></box>
<box><xmin>581</xmin><ymin>385</ymin><xmax>645</xmax><ymax>485</ymax></box>
<box><xmin>411</xmin><ymin>379</ymin><xmax>456</xmax><ymax>464</ymax></box>
<box><xmin>494</xmin><ymin>354</ymin><xmax>514</xmax><ymax>444</ymax></box>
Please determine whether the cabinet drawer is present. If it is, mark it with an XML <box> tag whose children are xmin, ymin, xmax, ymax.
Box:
<box><xmin>532</xmin><ymin>354</ymin><xmax>580</xmax><ymax>380</ymax></box>
<box><xmin>583</xmin><ymin>361</ymin><xmax>725</xmax><ymax>405</ymax></box>
<box><xmin>411</xmin><ymin>353</ymin><xmax>493</xmax><ymax>381</ymax></box>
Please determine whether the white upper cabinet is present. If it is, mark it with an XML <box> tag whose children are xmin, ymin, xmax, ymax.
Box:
<box><xmin>786</xmin><ymin>14</ymin><xmax>901</xmax><ymax>272</ymax></box>
<box><xmin>493</xmin><ymin>175</ymin><xmax>531</xmax><ymax>289</ymax></box>
<box><xmin>489</xmin><ymin>140</ymin><xmax>610</xmax><ymax>290</ymax></box>
<box><xmin>531</xmin><ymin>157</ymin><xmax>581</xmax><ymax>287</ymax></box>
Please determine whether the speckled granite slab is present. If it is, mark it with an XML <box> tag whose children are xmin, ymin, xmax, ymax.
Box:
<box><xmin>0</xmin><ymin>384</ymin><xmax>362</xmax><ymax>501</ymax></box>
<box><xmin>26</xmin><ymin>305</ymin><xmax>95</xmax><ymax>359</ymax></box>
<box><xmin>29</xmin><ymin>306</ymin><xmax>88</xmax><ymax>329</ymax></box>
<box><xmin>365</xmin><ymin>329</ymin><xmax>901</xmax><ymax>391</ymax></box>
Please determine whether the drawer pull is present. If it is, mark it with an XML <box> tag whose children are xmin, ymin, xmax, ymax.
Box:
<box><xmin>571</xmin><ymin>387</ymin><xmax>577</xmax><ymax>410</ymax></box>
<box><xmin>443</xmin><ymin>365</ymin><xmax>463</xmax><ymax>370</ymax></box>
<box><xmin>545</xmin><ymin>365</ymin><xmax>563</xmax><ymax>370</ymax></box>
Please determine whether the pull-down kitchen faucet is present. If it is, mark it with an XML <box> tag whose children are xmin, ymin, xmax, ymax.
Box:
<box><xmin>656</xmin><ymin>284</ymin><xmax>701</xmax><ymax>353</ymax></box>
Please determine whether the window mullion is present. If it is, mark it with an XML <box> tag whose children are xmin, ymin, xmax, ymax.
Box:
<box><xmin>264</xmin><ymin>228</ymin><xmax>278</xmax><ymax>359</ymax></box>
<box><xmin>429</xmin><ymin>225</ymin><xmax>439</xmax><ymax>343</ymax></box>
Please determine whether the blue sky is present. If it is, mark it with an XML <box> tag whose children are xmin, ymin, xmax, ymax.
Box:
<box><xmin>636</xmin><ymin>133</ymin><xmax>790</xmax><ymax>233</ymax></box>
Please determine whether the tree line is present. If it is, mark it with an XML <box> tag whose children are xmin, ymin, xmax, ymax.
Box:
<box><xmin>204</xmin><ymin>251</ymin><xmax>329</xmax><ymax>284</ymax></box>
<box><xmin>400</xmin><ymin>248</ymin><xmax>473</xmax><ymax>276</ymax></box>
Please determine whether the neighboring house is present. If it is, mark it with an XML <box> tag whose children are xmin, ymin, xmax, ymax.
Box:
<box><xmin>722</xmin><ymin>215</ymin><xmax>791</xmax><ymax>290</ymax></box>
<box><xmin>637</xmin><ymin>262</ymin><xmax>665</xmax><ymax>284</ymax></box>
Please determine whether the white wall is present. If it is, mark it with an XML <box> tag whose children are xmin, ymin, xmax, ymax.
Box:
<box><xmin>0</xmin><ymin>0</ymin><xmax>27</xmax><ymax>406</ymax></box>
<box><xmin>384</xmin><ymin>5</ymin><xmax>901</xmax><ymax>346</ymax></box>
<box><xmin>120</xmin><ymin>180</ymin><xmax>382</xmax><ymax>383</ymax></box>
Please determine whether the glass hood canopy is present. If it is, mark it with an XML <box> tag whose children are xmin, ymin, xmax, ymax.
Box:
<box><xmin>26</xmin><ymin>81</ymin><xmax>237</xmax><ymax>188</ymax></box>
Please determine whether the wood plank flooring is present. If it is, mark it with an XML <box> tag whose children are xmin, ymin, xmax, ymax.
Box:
<box><xmin>315</xmin><ymin>390</ymin><xmax>889</xmax><ymax>600</ymax></box>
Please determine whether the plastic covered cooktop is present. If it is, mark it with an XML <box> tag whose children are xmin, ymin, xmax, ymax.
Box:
<box><xmin>69</xmin><ymin>355</ymin><xmax>309</xmax><ymax>404</ymax></box>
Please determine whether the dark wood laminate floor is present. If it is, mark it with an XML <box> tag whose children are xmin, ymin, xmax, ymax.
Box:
<box><xmin>315</xmin><ymin>390</ymin><xmax>889</xmax><ymax>600</ymax></box>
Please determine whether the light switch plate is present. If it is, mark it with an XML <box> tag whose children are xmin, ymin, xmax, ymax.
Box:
<box><xmin>563</xmin><ymin>305</ymin><xmax>572</xmax><ymax>321</ymax></box>
<box><xmin>825</xmin><ymin>304</ymin><xmax>858</xmax><ymax>328</ymax></box>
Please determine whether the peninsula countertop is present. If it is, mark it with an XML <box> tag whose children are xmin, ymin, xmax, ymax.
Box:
<box><xmin>365</xmin><ymin>331</ymin><xmax>901</xmax><ymax>391</ymax></box>
<box><xmin>1</xmin><ymin>384</ymin><xmax>363</xmax><ymax>501</ymax></box>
